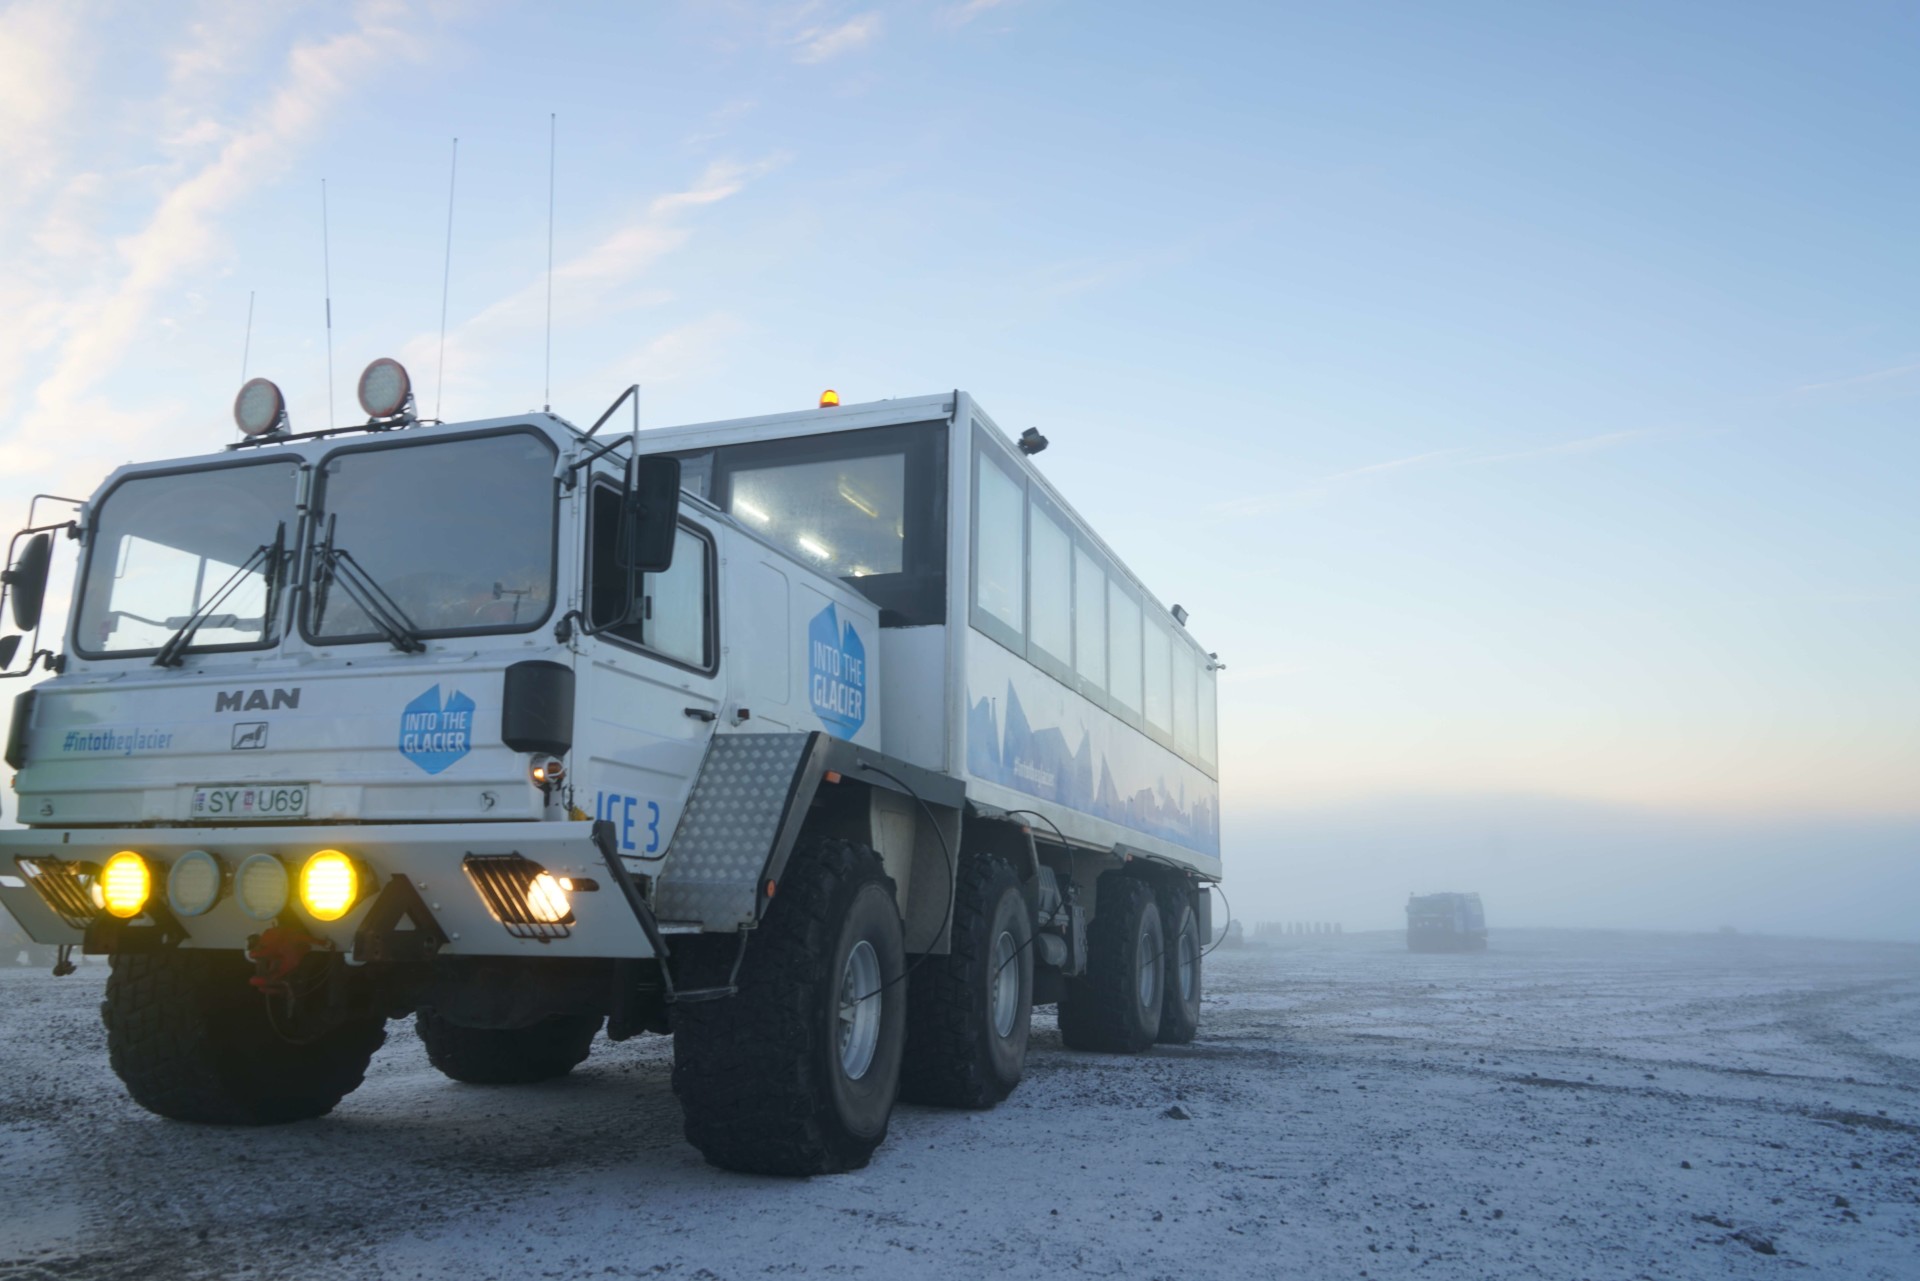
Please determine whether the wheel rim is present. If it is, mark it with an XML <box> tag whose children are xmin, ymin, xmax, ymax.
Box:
<box><xmin>838</xmin><ymin>939</ymin><xmax>882</xmax><ymax>1080</ymax></box>
<box><xmin>1137</xmin><ymin>923</ymin><xmax>1160</xmax><ymax>1011</ymax></box>
<box><xmin>990</xmin><ymin>929</ymin><xmax>1019</xmax><ymax>1038</ymax></box>
<box><xmin>1177</xmin><ymin>918</ymin><xmax>1198</xmax><ymax>1002</ymax></box>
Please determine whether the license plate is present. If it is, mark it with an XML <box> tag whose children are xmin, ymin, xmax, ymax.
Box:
<box><xmin>191</xmin><ymin>784</ymin><xmax>309</xmax><ymax>820</ymax></box>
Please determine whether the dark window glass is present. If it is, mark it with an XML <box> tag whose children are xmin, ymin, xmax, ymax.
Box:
<box><xmin>587</xmin><ymin>486</ymin><xmax>714</xmax><ymax>669</ymax></box>
<box><xmin>309</xmin><ymin>432</ymin><xmax>555</xmax><ymax>641</ymax></box>
<box><xmin>704</xmin><ymin>423</ymin><xmax>946</xmax><ymax>627</ymax></box>
<box><xmin>76</xmin><ymin>461</ymin><xmax>298</xmax><ymax>656</ymax></box>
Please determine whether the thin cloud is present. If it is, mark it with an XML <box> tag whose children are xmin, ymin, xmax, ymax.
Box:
<box><xmin>1471</xmin><ymin>429</ymin><xmax>1652</xmax><ymax>466</ymax></box>
<box><xmin>945</xmin><ymin>0</ymin><xmax>1022</xmax><ymax>25</ymax></box>
<box><xmin>792</xmin><ymin>13</ymin><xmax>880</xmax><ymax>63</ymax></box>
<box><xmin>14</xmin><ymin>0</ymin><xmax>428</xmax><ymax>448</ymax></box>
<box><xmin>1214</xmin><ymin>430</ymin><xmax>1659</xmax><ymax>519</ymax></box>
<box><xmin>1792</xmin><ymin>356</ymin><xmax>1920</xmax><ymax>394</ymax></box>
<box><xmin>1319</xmin><ymin>448</ymin><xmax>1464</xmax><ymax>485</ymax></box>
<box><xmin>411</xmin><ymin>156</ymin><xmax>784</xmax><ymax>418</ymax></box>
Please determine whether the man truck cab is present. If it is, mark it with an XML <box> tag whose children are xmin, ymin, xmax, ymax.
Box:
<box><xmin>0</xmin><ymin>368</ymin><xmax>1222</xmax><ymax>1175</ymax></box>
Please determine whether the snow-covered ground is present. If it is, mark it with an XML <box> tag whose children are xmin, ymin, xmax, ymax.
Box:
<box><xmin>2</xmin><ymin>929</ymin><xmax>1916</xmax><ymax>1280</ymax></box>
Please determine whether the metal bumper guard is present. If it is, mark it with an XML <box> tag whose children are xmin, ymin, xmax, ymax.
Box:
<box><xmin>0</xmin><ymin>820</ymin><xmax>659</xmax><ymax>960</ymax></box>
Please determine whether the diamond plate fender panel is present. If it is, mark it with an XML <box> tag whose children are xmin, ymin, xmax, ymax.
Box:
<box><xmin>652</xmin><ymin>732</ymin><xmax>822</xmax><ymax>928</ymax></box>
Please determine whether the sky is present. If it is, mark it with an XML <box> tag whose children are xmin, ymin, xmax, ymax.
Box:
<box><xmin>1</xmin><ymin>0</ymin><xmax>1915</xmax><ymax>936</ymax></box>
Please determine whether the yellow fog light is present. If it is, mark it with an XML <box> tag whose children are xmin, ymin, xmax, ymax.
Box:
<box><xmin>236</xmin><ymin>854</ymin><xmax>290</xmax><ymax>922</ymax></box>
<box><xmin>167</xmin><ymin>850</ymin><xmax>224</xmax><ymax>918</ymax></box>
<box><xmin>99</xmin><ymin>851</ymin><xmax>151</xmax><ymax>919</ymax></box>
<box><xmin>299</xmin><ymin>850</ymin><xmax>363</xmax><ymax>922</ymax></box>
<box><xmin>525</xmin><ymin>873</ymin><xmax>570</xmax><ymax>925</ymax></box>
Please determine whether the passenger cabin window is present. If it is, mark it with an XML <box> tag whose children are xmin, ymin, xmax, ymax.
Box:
<box><xmin>1172</xmin><ymin>640</ymin><xmax>1198</xmax><ymax>757</ymax></box>
<box><xmin>587</xmin><ymin>485</ymin><xmax>714</xmax><ymax>670</ymax></box>
<box><xmin>974</xmin><ymin>447</ymin><xmax>1025</xmax><ymax>640</ymax></box>
<box><xmin>1108</xmin><ymin>581</ymin><xmax>1142</xmax><ymax>718</ymax></box>
<box><xmin>1073</xmin><ymin>545</ymin><xmax>1106</xmax><ymax>693</ymax></box>
<box><xmin>1198</xmin><ymin>663</ymin><xmax>1218</xmax><ymax>770</ymax></box>
<box><xmin>1143</xmin><ymin>614</ymin><xmax>1173</xmax><ymax>736</ymax></box>
<box><xmin>685</xmin><ymin>423</ymin><xmax>947</xmax><ymax>627</ymax></box>
<box><xmin>1027</xmin><ymin>497</ymin><xmax>1072</xmax><ymax>674</ymax></box>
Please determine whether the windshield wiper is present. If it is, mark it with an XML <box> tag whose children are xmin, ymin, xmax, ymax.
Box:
<box><xmin>154</xmin><ymin>522</ymin><xmax>285</xmax><ymax>668</ymax></box>
<box><xmin>312</xmin><ymin>514</ymin><xmax>425</xmax><ymax>654</ymax></box>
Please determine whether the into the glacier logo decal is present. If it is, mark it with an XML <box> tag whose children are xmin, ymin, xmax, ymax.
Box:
<box><xmin>808</xmin><ymin>604</ymin><xmax>866</xmax><ymax>737</ymax></box>
<box><xmin>398</xmin><ymin>685</ymin><xmax>474</xmax><ymax>774</ymax></box>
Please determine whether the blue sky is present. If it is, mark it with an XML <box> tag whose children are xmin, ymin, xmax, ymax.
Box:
<box><xmin>2</xmin><ymin>1</ymin><xmax>1915</xmax><ymax>927</ymax></box>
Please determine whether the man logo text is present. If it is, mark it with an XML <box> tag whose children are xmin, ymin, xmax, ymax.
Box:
<box><xmin>214</xmin><ymin>688</ymin><xmax>301</xmax><ymax>713</ymax></box>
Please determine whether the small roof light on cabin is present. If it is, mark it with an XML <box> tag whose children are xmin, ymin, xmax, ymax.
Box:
<box><xmin>819</xmin><ymin>389</ymin><xmax>840</xmax><ymax>408</ymax></box>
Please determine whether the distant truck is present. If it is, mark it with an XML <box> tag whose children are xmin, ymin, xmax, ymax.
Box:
<box><xmin>0</xmin><ymin>371</ymin><xmax>1221</xmax><ymax>1176</ymax></box>
<box><xmin>1405</xmin><ymin>892</ymin><xmax>1486</xmax><ymax>952</ymax></box>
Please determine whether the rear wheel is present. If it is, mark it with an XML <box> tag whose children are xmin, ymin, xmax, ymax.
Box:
<box><xmin>1155</xmin><ymin>888</ymin><xmax>1202</xmax><ymax>1044</ymax></box>
<box><xmin>900</xmin><ymin>855</ymin><xmax>1033</xmax><ymax>1108</ymax></box>
<box><xmin>105</xmin><ymin>950</ymin><xmax>385</xmax><ymax>1125</ymax></box>
<box><xmin>1058</xmin><ymin>874</ymin><xmax>1163</xmax><ymax>1053</ymax></box>
<box><xmin>672</xmin><ymin>837</ymin><xmax>906</xmax><ymax>1175</ymax></box>
<box><xmin>416</xmin><ymin>1011</ymin><xmax>602</xmax><ymax>1084</ymax></box>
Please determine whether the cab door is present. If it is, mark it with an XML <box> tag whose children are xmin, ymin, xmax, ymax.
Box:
<box><xmin>574</xmin><ymin>481</ymin><xmax>723</xmax><ymax>867</ymax></box>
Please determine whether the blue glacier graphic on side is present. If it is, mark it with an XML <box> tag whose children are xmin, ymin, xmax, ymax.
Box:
<box><xmin>398</xmin><ymin>685</ymin><xmax>475</xmax><ymax>775</ymax></box>
<box><xmin>967</xmin><ymin>681</ymin><xmax>1220</xmax><ymax>858</ymax></box>
<box><xmin>808</xmin><ymin>604</ymin><xmax>867</xmax><ymax>738</ymax></box>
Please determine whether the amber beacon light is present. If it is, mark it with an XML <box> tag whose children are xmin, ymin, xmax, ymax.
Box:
<box><xmin>819</xmin><ymin>389</ymin><xmax>840</xmax><ymax>408</ymax></box>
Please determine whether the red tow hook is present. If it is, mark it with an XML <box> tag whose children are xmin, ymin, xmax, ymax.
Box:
<box><xmin>246</xmin><ymin>925</ymin><xmax>330</xmax><ymax>996</ymax></box>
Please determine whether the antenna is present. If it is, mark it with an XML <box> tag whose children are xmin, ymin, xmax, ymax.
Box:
<box><xmin>435</xmin><ymin>136</ymin><xmax>459</xmax><ymax>422</ymax></box>
<box><xmin>321</xmin><ymin>178</ymin><xmax>336</xmax><ymax>430</ymax></box>
<box><xmin>240</xmin><ymin>290</ymin><xmax>255</xmax><ymax>380</ymax></box>
<box><xmin>544</xmin><ymin>111</ymin><xmax>555</xmax><ymax>413</ymax></box>
<box><xmin>238</xmin><ymin>289</ymin><xmax>256</xmax><ymax>441</ymax></box>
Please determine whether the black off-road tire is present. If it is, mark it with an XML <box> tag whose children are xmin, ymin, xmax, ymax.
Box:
<box><xmin>1058</xmin><ymin>874</ymin><xmax>1164</xmax><ymax>1053</ymax></box>
<box><xmin>1155</xmin><ymin>887</ymin><xmax>1202</xmax><ymax>1045</ymax></box>
<box><xmin>899</xmin><ymin>856</ymin><xmax>1032</xmax><ymax>1108</ymax></box>
<box><xmin>105</xmin><ymin>950</ymin><xmax>386</xmax><ymax>1125</ymax></box>
<box><xmin>671</xmin><ymin>837</ymin><xmax>906</xmax><ymax>1176</ymax></box>
<box><xmin>416</xmin><ymin>1011</ymin><xmax>602</xmax><ymax>1084</ymax></box>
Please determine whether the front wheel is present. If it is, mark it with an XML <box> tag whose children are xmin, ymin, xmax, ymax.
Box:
<box><xmin>671</xmin><ymin>837</ymin><xmax>906</xmax><ymax>1175</ymax></box>
<box><xmin>105</xmin><ymin>950</ymin><xmax>385</xmax><ymax>1125</ymax></box>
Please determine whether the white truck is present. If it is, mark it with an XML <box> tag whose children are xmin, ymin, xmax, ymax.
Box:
<box><xmin>0</xmin><ymin>365</ymin><xmax>1222</xmax><ymax>1175</ymax></box>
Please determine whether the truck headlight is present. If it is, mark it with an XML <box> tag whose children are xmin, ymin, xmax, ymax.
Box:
<box><xmin>525</xmin><ymin>873</ymin><xmax>570</xmax><ymax>924</ymax></box>
<box><xmin>236</xmin><ymin>854</ymin><xmax>290</xmax><ymax>921</ymax></box>
<box><xmin>99</xmin><ymin>851</ymin><xmax>151</xmax><ymax>919</ymax></box>
<box><xmin>166</xmin><ymin>850</ymin><xmax>224</xmax><ymax>918</ymax></box>
<box><xmin>298</xmin><ymin>849</ymin><xmax>365</xmax><ymax>922</ymax></box>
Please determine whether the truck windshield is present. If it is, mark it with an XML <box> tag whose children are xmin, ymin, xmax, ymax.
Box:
<box><xmin>74</xmin><ymin>460</ymin><xmax>298</xmax><ymax>656</ymax></box>
<box><xmin>306</xmin><ymin>431</ymin><xmax>556</xmax><ymax>642</ymax></box>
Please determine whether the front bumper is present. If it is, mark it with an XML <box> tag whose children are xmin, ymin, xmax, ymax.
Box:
<box><xmin>0</xmin><ymin>822</ymin><xmax>656</xmax><ymax>960</ymax></box>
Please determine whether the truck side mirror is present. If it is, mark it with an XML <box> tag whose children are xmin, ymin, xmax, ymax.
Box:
<box><xmin>622</xmin><ymin>455</ymin><xmax>681</xmax><ymax>575</ymax></box>
<box><xmin>0</xmin><ymin>635</ymin><xmax>18</xmax><ymax>670</ymax></box>
<box><xmin>4</xmin><ymin>533</ymin><xmax>53</xmax><ymax>632</ymax></box>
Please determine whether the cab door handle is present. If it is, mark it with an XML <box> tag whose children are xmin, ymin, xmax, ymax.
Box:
<box><xmin>683</xmin><ymin>707</ymin><xmax>716</xmax><ymax>722</ymax></box>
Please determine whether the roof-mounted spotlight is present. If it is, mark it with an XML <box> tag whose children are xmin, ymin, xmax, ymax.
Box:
<box><xmin>357</xmin><ymin>357</ymin><xmax>416</xmax><ymax>425</ymax></box>
<box><xmin>1170</xmin><ymin>603</ymin><xmax>1190</xmax><ymax>627</ymax></box>
<box><xmin>1017</xmin><ymin>427</ymin><xmax>1048</xmax><ymax>455</ymax></box>
<box><xmin>233</xmin><ymin>378</ymin><xmax>289</xmax><ymax>437</ymax></box>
